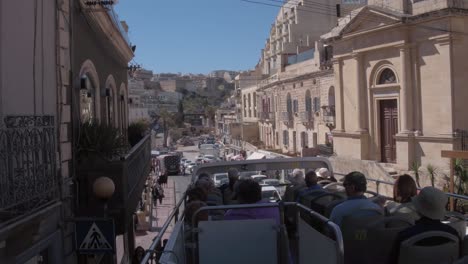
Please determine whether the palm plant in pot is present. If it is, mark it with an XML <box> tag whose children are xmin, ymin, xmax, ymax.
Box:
<box><xmin>77</xmin><ymin>121</ymin><xmax>128</xmax><ymax>162</ymax></box>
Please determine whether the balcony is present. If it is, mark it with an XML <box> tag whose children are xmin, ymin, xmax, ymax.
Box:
<box><xmin>298</xmin><ymin>111</ymin><xmax>313</xmax><ymax>125</ymax></box>
<box><xmin>323</xmin><ymin>107</ymin><xmax>336</xmax><ymax>127</ymax></box>
<box><xmin>280</xmin><ymin>112</ymin><xmax>293</xmax><ymax>125</ymax></box>
<box><xmin>0</xmin><ymin>116</ymin><xmax>58</xmax><ymax>227</ymax></box>
<box><xmin>77</xmin><ymin>134</ymin><xmax>151</xmax><ymax>234</ymax></box>
<box><xmin>259</xmin><ymin>112</ymin><xmax>275</xmax><ymax>122</ymax></box>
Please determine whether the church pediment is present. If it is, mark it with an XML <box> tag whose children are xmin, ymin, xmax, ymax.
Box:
<box><xmin>341</xmin><ymin>7</ymin><xmax>403</xmax><ymax>36</ymax></box>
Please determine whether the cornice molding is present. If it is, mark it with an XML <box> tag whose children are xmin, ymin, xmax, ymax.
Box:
<box><xmin>79</xmin><ymin>1</ymin><xmax>134</xmax><ymax>64</ymax></box>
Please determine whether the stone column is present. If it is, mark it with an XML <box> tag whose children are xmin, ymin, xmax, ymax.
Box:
<box><xmin>333</xmin><ymin>58</ymin><xmax>345</xmax><ymax>132</ymax></box>
<box><xmin>399</xmin><ymin>45</ymin><xmax>411</xmax><ymax>133</ymax></box>
<box><xmin>354</xmin><ymin>53</ymin><xmax>366</xmax><ymax>132</ymax></box>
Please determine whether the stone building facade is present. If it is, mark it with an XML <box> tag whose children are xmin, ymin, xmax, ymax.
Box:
<box><xmin>323</xmin><ymin>0</ymin><xmax>468</xmax><ymax>170</ymax></box>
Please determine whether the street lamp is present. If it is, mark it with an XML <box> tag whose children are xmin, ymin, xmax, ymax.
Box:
<box><xmin>93</xmin><ymin>177</ymin><xmax>115</xmax><ymax>217</ymax></box>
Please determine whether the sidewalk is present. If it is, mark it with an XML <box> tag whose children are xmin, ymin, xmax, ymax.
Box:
<box><xmin>134</xmin><ymin>178</ymin><xmax>177</xmax><ymax>249</ymax></box>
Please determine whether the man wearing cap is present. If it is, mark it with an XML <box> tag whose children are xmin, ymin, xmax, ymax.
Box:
<box><xmin>329</xmin><ymin>171</ymin><xmax>382</xmax><ymax>227</ymax></box>
<box><xmin>390</xmin><ymin>186</ymin><xmax>460</xmax><ymax>263</ymax></box>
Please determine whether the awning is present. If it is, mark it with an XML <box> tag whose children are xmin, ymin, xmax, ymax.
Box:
<box><xmin>247</xmin><ymin>152</ymin><xmax>266</xmax><ymax>160</ymax></box>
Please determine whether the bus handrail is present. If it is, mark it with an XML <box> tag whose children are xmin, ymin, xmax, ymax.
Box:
<box><xmin>140</xmin><ymin>191</ymin><xmax>187</xmax><ymax>264</ymax></box>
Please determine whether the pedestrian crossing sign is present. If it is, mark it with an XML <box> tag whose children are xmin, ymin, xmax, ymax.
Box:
<box><xmin>75</xmin><ymin>218</ymin><xmax>115</xmax><ymax>254</ymax></box>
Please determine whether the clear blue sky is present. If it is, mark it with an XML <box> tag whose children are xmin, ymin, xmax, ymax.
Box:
<box><xmin>115</xmin><ymin>0</ymin><xmax>279</xmax><ymax>74</ymax></box>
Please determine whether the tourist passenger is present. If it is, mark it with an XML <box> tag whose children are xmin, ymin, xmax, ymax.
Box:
<box><xmin>185</xmin><ymin>200</ymin><xmax>209</xmax><ymax>226</ymax></box>
<box><xmin>389</xmin><ymin>187</ymin><xmax>459</xmax><ymax>263</ymax></box>
<box><xmin>329</xmin><ymin>171</ymin><xmax>382</xmax><ymax>226</ymax></box>
<box><xmin>284</xmin><ymin>169</ymin><xmax>306</xmax><ymax>203</ymax></box>
<box><xmin>224</xmin><ymin>179</ymin><xmax>280</xmax><ymax>224</ymax></box>
<box><xmin>386</xmin><ymin>174</ymin><xmax>419</xmax><ymax>220</ymax></box>
<box><xmin>219</xmin><ymin>168</ymin><xmax>240</xmax><ymax>204</ymax></box>
<box><xmin>296</xmin><ymin>170</ymin><xmax>325</xmax><ymax>202</ymax></box>
<box><xmin>195</xmin><ymin>177</ymin><xmax>222</xmax><ymax>206</ymax></box>
<box><xmin>187</xmin><ymin>186</ymin><xmax>208</xmax><ymax>203</ymax></box>
<box><xmin>316</xmin><ymin>167</ymin><xmax>337</xmax><ymax>182</ymax></box>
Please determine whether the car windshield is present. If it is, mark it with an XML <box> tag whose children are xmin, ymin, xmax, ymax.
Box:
<box><xmin>261</xmin><ymin>190</ymin><xmax>279</xmax><ymax>200</ymax></box>
<box><xmin>252</xmin><ymin>176</ymin><xmax>267</xmax><ymax>182</ymax></box>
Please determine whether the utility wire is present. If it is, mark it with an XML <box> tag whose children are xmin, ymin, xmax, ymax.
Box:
<box><xmin>241</xmin><ymin>0</ymin><xmax>468</xmax><ymax>36</ymax></box>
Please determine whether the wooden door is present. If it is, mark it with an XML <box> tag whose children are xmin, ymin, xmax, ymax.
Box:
<box><xmin>380</xmin><ymin>99</ymin><xmax>398</xmax><ymax>163</ymax></box>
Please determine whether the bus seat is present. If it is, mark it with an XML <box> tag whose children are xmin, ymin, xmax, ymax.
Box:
<box><xmin>308</xmin><ymin>192</ymin><xmax>345</xmax><ymax>216</ymax></box>
<box><xmin>463</xmin><ymin>235</ymin><xmax>468</xmax><ymax>256</ymax></box>
<box><xmin>445</xmin><ymin>211</ymin><xmax>466</xmax><ymax>239</ymax></box>
<box><xmin>298</xmin><ymin>217</ymin><xmax>342</xmax><ymax>264</ymax></box>
<box><xmin>366</xmin><ymin>216</ymin><xmax>413</xmax><ymax>263</ymax></box>
<box><xmin>398</xmin><ymin>231</ymin><xmax>459</xmax><ymax>264</ymax></box>
<box><xmin>453</xmin><ymin>256</ymin><xmax>468</xmax><ymax>264</ymax></box>
<box><xmin>197</xmin><ymin>219</ymin><xmax>278</xmax><ymax>264</ymax></box>
<box><xmin>341</xmin><ymin>209</ymin><xmax>384</xmax><ymax>264</ymax></box>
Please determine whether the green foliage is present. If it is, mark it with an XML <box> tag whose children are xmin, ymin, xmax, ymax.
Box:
<box><xmin>411</xmin><ymin>161</ymin><xmax>421</xmax><ymax>188</ymax></box>
<box><xmin>78</xmin><ymin>121</ymin><xmax>128</xmax><ymax>160</ymax></box>
<box><xmin>128</xmin><ymin>120</ymin><xmax>149</xmax><ymax>147</ymax></box>
<box><xmin>426</xmin><ymin>164</ymin><xmax>437</xmax><ymax>187</ymax></box>
<box><xmin>454</xmin><ymin>158</ymin><xmax>468</xmax><ymax>195</ymax></box>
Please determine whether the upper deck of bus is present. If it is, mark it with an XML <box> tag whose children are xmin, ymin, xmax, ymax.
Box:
<box><xmin>140</xmin><ymin>157</ymin><xmax>468</xmax><ymax>264</ymax></box>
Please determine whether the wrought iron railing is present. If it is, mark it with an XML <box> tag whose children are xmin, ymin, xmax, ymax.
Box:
<box><xmin>323</xmin><ymin>115</ymin><xmax>335</xmax><ymax>124</ymax></box>
<box><xmin>259</xmin><ymin>112</ymin><xmax>275</xmax><ymax>121</ymax></box>
<box><xmin>0</xmin><ymin>116</ymin><xmax>58</xmax><ymax>224</ymax></box>
<box><xmin>298</xmin><ymin>111</ymin><xmax>313</xmax><ymax>123</ymax></box>
<box><xmin>124</xmin><ymin>134</ymin><xmax>151</xmax><ymax>201</ymax></box>
<box><xmin>279</xmin><ymin>112</ymin><xmax>293</xmax><ymax>122</ymax></box>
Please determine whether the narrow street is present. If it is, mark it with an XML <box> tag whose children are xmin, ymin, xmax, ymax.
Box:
<box><xmin>131</xmin><ymin>142</ymin><xmax>198</xmax><ymax>254</ymax></box>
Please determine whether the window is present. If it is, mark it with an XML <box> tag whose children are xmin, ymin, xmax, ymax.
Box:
<box><xmin>293</xmin><ymin>83</ymin><xmax>296</xmax><ymax>88</ymax></box>
<box><xmin>293</xmin><ymin>99</ymin><xmax>299</xmax><ymax>113</ymax></box>
<box><xmin>313</xmin><ymin>97</ymin><xmax>321</xmax><ymax>113</ymax></box>
<box><xmin>305</xmin><ymin>90</ymin><xmax>312</xmax><ymax>112</ymax></box>
<box><xmin>276</xmin><ymin>132</ymin><xmax>279</xmax><ymax>145</ymax></box>
<box><xmin>300</xmin><ymin>132</ymin><xmax>308</xmax><ymax>148</ymax></box>
<box><xmin>378</xmin><ymin>68</ymin><xmax>397</xmax><ymax>84</ymax></box>
<box><xmin>283</xmin><ymin>130</ymin><xmax>289</xmax><ymax>146</ymax></box>
<box><xmin>286</xmin><ymin>93</ymin><xmax>292</xmax><ymax>112</ymax></box>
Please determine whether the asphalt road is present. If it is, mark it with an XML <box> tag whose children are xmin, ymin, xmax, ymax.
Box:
<box><xmin>168</xmin><ymin>143</ymin><xmax>200</xmax><ymax>204</ymax></box>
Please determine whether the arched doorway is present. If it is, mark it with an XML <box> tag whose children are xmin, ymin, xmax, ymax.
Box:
<box><xmin>376</xmin><ymin>68</ymin><xmax>398</xmax><ymax>163</ymax></box>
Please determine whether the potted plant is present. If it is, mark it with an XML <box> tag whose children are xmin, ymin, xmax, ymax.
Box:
<box><xmin>77</xmin><ymin>121</ymin><xmax>128</xmax><ymax>162</ymax></box>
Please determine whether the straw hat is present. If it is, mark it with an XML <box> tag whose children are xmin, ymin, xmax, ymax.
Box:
<box><xmin>315</xmin><ymin>168</ymin><xmax>330</xmax><ymax>178</ymax></box>
<box><xmin>412</xmin><ymin>187</ymin><xmax>447</xmax><ymax>220</ymax></box>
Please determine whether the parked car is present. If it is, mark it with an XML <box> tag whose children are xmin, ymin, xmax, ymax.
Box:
<box><xmin>261</xmin><ymin>186</ymin><xmax>281</xmax><ymax>202</ymax></box>
<box><xmin>186</xmin><ymin>162</ymin><xmax>197</xmax><ymax>174</ymax></box>
<box><xmin>213</xmin><ymin>173</ymin><xmax>229</xmax><ymax>187</ymax></box>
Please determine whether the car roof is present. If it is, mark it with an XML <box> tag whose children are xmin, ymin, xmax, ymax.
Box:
<box><xmin>261</xmin><ymin>186</ymin><xmax>277</xmax><ymax>191</ymax></box>
<box><xmin>262</xmin><ymin>179</ymin><xmax>279</xmax><ymax>182</ymax></box>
